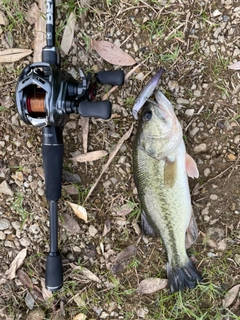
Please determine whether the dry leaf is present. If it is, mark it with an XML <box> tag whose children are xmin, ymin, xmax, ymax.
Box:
<box><xmin>62</xmin><ymin>184</ymin><xmax>79</xmax><ymax>195</ymax></box>
<box><xmin>71</xmin><ymin>150</ymin><xmax>108</xmax><ymax>162</ymax></box>
<box><xmin>114</xmin><ymin>245</ymin><xmax>137</xmax><ymax>263</ymax></box>
<box><xmin>32</xmin><ymin>285</ymin><xmax>44</xmax><ymax>302</ymax></box>
<box><xmin>91</xmin><ymin>39</ymin><xmax>136</xmax><ymax>66</ymax></box>
<box><xmin>70</xmin><ymin>264</ymin><xmax>101</xmax><ymax>282</ymax></box>
<box><xmin>33</xmin><ymin>0</ymin><xmax>46</xmax><ymax>62</ymax></box>
<box><xmin>228</xmin><ymin>61</ymin><xmax>240</xmax><ymax>70</ymax></box>
<box><xmin>114</xmin><ymin>203</ymin><xmax>134</xmax><ymax>216</ymax></box>
<box><xmin>84</xmin><ymin>124</ymin><xmax>133</xmax><ymax>203</ymax></box>
<box><xmin>17</xmin><ymin>269</ymin><xmax>32</xmax><ymax>289</ymax></box>
<box><xmin>72</xmin><ymin>314</ymin><xmax>87</xmax><ymax>320</ymax></box>
<box><xmin>0</xmin><ymin>11</ymin><xmax>9</xmax><ymax>26</ymax></box>
<box><xmin>5</xmin><ymin>249</ymin><xmax>27</xmax><ymax>280</ymax></box>
<box><xmin>102</xmin><ymin>218</ymin><xmax>111</xmax><ymax>237</ymax></box>
<box><xmin>222</xmin><ymin>284</ymin><xmax>240</xmax><ymax>308</ymax></box>
<box><xmin>0</xmin><ymin>48</ymin><xmax>32</xmax><ymax>63</ymax></box>
<box><xmin>41</xmin><ymin>278</ymin><xmax>53</xmax><ymax>300</ymax></box>
<box><xmin>62</xmin><ymin>213</ymin><xmax>80</xmax><ymax>233</ymax></box>
<box><xmin>67</xmin><ymin>202</ymin><xmax>88</xmax><ymax>223</ymax></box>
<box><xmin>26</xmin><ymin>2</ymin><xmax>39</xmax><ymax>25</ymax></box>
<box><xmin>137</xmin><ymin>278</ymin><xmax>168</xmax><ymax>295</ymax></box>
<box><xmin>61</xmin><ymin>12</ymin><xmax>76</xmax><ymax>55</ymax></box>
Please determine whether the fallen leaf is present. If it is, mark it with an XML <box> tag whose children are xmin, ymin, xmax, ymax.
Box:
<box><xmin>102</xmin><ymin>218</ymin><xmax>111</xmax><ymax>237</ymax></box>
<box><xmin>84</xmin><ymin>124</ymin><xmax>133</xmax><ymax>203</ymax></box>
<box><xmin>114</xmin><ymin>203</ymin><xmax>135</xmax><ymax>216</ymax></box>
<box><xmin>17</xmin><ymin>269</ymin><xmax>32</xmax><ymax>289</ymax></box>
<box><xmin>67</xmin><ymin>202</ymin><xmax>88</xmax><ymax>223</ymax></box>
<box><xmin>72</xmin><ymin>313</ymin><xmax>87</xmax><ymax>320</ymax></box>
<box><xmin>40</xmin><ymin>278</ymin><xmax>53</xmax><ymax>300</ymax></box>
<box><xmin>26</xmin><ymin>2</ymin><xmax>39</xmax><ymax>25</ymax></box>
<box><xmin>32</xmin><ymin>285</ymin><xmax>44</xmax><ymax>302</ymax></box>
<box><xmin>228</xmin><ymin>61</ymin><xmax>240</xmax><ymax>70</ymax></box>
<box><xmin>222</xmin><ymin>284</ymin><xmax>240</xmax><ymax>308</ymax></box>
<box><xmin>61</xmin><ymin>12</ymin><xmax>76</xmax><ymax>55</ymax></box>
<box><xmin>62</xmin><ymin>184</ymin><xmax>79</xmax><ymax>195</ymax></box>
<box><xmin>137</xmin><ymin>278</ymin><xmax>168</xmax><ymax>295</ymax></box>
<box><xmin>70</xmin><ymin>264</ymin><xmax>101</xmax><ymax>282</ymax></box>
<box><xmin>33</xmin><ymin>0</ymin><xmax>46</xmax><ymax>62</ymax></box>
<box><xmin>0</xmin><ymin>11</ymin><xmax>9</xmax><ymax>26</ymax></box>
<box><xmin>114</xmin><ymin>245</ymin><xmax>137</xmax><ymax>263</ymax></box>
<box><xmin>0</xmin><ymin>180</ymin><xmax>13</xmax><ymax>196</ymax></box>
<box><xmin>91</xmin><ymin>39</ymin><xmax>136</xmax><ymax>66</ymax></box>
<box><xmin>71</xmin><ymin>150</ymin><xmax>108</xmax><ymax>162</ymax></box>
<box><xmin>5</xmin><ymin>248</ymin><xmax>27</xmax><ymax>280</ymax></box>
<box><xmin>0</xmin><ymin>48</ymin><xmax>32</xmax><ymax>63</ymax></box>
<box><xmin>62</xmin><ymin>170</ymin><xmax>81</xmax><ymax>183</ymax></box>
<box><xmin>62</xmin><ymin>213</ymin><xmax>80</xmax><ymax>233</ymax></box>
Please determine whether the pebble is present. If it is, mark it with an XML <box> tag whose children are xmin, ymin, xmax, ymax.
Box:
<box><xmin>100</xmin><ymin>312</ymin><xmax>109</xmax><ymax>319</ymax></box>
<box><xmin>0</xmin><ymin>218</ymin><xmax>10</xmax><ymax>230</ymax></box>
<box><xmin>190</xmin><ymin>127</ymin><xmax>199</xmax><ymax>137</ymax></box>
<box><xmin>228</xmin><ymin>153</ymin><xmax>236</xmax><ymax>161</ymax></box>
<box><xmin>212</xmin><ymin>9</ymin><xmax>222</xmax><ymax>17</ymax></box>
<box><xmin>201</xmin><ymin>207</ymin><xmax>209</xmax><ymax>216</ymax></box>
<box><xmin>0</xmin><ymin>231</ymin><xmax>6</xmax><ymax>240</ymax></box>
<box><xmin>19</xmin><ymin>237</ymin><xmax>31</xmax><ymax>247</ymax></box>
<box><xmin>234</xmin><ymin>254</ymin><xmax>240</xmax><ymax>265</ymax></box>
<box><xmin>233</xmin><ymin>135</ymin><xmax>240</xmax><ymax>144</ymax></box>
<box><xmin>210</xmin><ymin>194</ymin><xmax>218</xmax><ymax>200</ymax></box>
<box><xmin>204</xmin><ymin>168</ymin><xmax>211</xmax><ymax>177</ymax></box>
<box><xmin>177</xmin><ymin>98</ymin><xmax>189</xmax><ymax>105</ymax></box>
<box><xmin>29</xmin><ymin>224</ymin><xmax>40</xmax><ymax>234</ymax></box>
<box><xmin>185</xmin><ymin>109</ymin><xmax>194</xmax><ymax>116</ymax></box>
<box><xmin>89</xmin><ymin>225</ymin><xmax>98</xmax><ymax>237</ymax></box>
<box><xmin>194</xmin><ymin>143</ymin><xmax>207</xmax><ymax>153</ymax></box>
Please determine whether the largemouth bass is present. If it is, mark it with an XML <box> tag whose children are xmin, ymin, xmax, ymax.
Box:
<box><xmin>133</xmin><ymin>90</ymin><xmax>202</xmax><ymax>293</ymax></box>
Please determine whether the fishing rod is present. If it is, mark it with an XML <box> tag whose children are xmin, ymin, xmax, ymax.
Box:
<box><xmin>15</xmin><ymin>0</ymin><xmax>124</xmax><ymax>291</ymax></box>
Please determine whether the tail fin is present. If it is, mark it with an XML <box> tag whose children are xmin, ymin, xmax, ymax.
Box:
<box><xmin>167</xmin><ymin>259</ymin><xmax>202</xmax><ymax>293</ymax></box>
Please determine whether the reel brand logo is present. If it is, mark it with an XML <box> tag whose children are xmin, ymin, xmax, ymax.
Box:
<box><xmin>46</xmin><ymin>0</ymin><xmax>53</xmax><ymax>25</ymax></box>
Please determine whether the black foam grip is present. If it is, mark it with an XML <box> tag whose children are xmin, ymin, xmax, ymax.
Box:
<box><xmin>45</xmin><ymin>252</ymin><xmax>63</xmax><ymax>291</ymax></box>
<box><xmin>96</xmin><ymin>70</ymin><xmax>124</xmax><ymax>86</ymax></box>
<box><xmin>42</xmin><ymin>144</ymin><xmax>63</xmax><ymax>201</ymax></box>
<box><xmin>78</xmin><ymin>100</ymin><xmax>112</xmax><ymax>119</ymax></box>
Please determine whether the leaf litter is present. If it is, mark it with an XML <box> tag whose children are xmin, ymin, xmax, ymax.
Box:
<box><xmin>67</xmin><ymin>201</ymin><xmax>88</xmax><ymax>223</ymax></box>
<box><xmin>5</xmin><ymin>248</ymin><xmax>27</xmax><ymax>280</ymax></box>
<box><xmin>137</xmin><ymin>278</ymin><xmax>168</xmax><ymax>295</ymax></box>
<box><xmin>91</xmin><ymin>39</ymin><xmax>136</xmax><ymax>66</ymax></box>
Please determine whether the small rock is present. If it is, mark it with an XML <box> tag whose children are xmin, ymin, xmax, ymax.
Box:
<box><xmin>234</xmin><ymin>254</ymin><xmax>240</xmax><ymax>265</ymax></box>
<box><xmin>177</xmin><ymin>98</ymin><xmax>189</xmax><ymax>105</ymax></box>
<box><xmin>190</xmin><ymin>127</ymin><xmax>199</xmax><ymax>137</ymax></box>
<box><xmin>204</xmin><ymin>168</ymin><xmax>211</xmax><ymax>177</ymax></box>
<box><xmin>0</xmin><ymin>231</ymin><xmax>6</xmax><ymax>240</ymax></box>
<box><xmin>185</xmin><ymin>109</ymin><xmax>194</xmax><ymax>116</ymax></box>
<box><xmin>228</xmin><ymin>154</ymin><xmax>236</xmax><ymax>161</ymax></box>
<box><xmin>201</xmin><ymin>207</ymin><xmax>209</xmax><ymax>216</ymax></box>
<box><xmin>19</xmin><ymin>237</ymin><xmax>31</xmax><ymax>247</ymax></box>
<box><xmin>233</xmin><ymin>135</ymin><xmax>240</xmax><ymax>145</ymax></box>
<box><xmin>100</xmin><ymin>312</ymin><xmax>109</xmax><ymax>319</ymax></box>
<box><xmin>193</xmin><ymin>90</ymin><xmax>201</xmax><ymax>97</ymax></box>
<box><xmin>203</xmin><ymin>215</ymin><xmax>210</xmax><ymax>222</ymax></box>
<box><xmin>25</xmin><ymin>292</ymin><xmax>35</xmax><ymax>310</ymax></box>
<box><xmin>29</xmin><ymin>224</ymin><xmax>40</xmax><ymax>234</ymax></box>
<box><xmin>194</xmin><ymin>143</ymin><xmax>207</xmax><ymax>153</ymax></box>
<box><xmin>217</xmin><ymin>239</ymin><xmax>227</xmax><ymax>251</ymax></box>
<box><xmin>210</xmin><ymin>194</ymin><xmax>218</xmax><ymax>200</ymax></box>
<box><xmin>212</xmin><ymin>9</ymin><xmax>222</xmax><ymax>17</ymax></box>
<box><xmin>0</xmin><ymin>218</ymin><xmax>10</xmax><ymax>230</ymax></box>
<box><xmin>89</xmin><ymin>225</ymin><xmax>98</xmax><ymax>237</ymax></box>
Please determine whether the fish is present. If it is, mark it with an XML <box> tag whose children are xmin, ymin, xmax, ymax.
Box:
<box><xmin>132</xmin><ymin>68</ymin><xmax>164</xmax><ymax>120</ymax></box>
<box><xmin>132</xmin><ymin>90</ymin><xmax>202</xmax><ymax>293</ymax></box>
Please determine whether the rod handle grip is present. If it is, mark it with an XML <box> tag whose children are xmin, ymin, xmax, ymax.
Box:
<box><xmin>45</xmin><ymin>252</ymin><xmax>63</xmax><ymax>292</ymax></box>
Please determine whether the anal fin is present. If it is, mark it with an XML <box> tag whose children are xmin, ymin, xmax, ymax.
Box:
<box><xmin>141</xmin><ymin>210</ymin><xmax>159</xmax><ymax>237</ymax></box>
<box><xmin>185</xmin><ymin>212</ymin><xmax>198</xmax><ymax>249</ymax></box>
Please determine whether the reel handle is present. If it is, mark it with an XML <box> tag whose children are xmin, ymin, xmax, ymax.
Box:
<box><xmin>78</xmin><ymin>100</ymin><xmax>112</xmax><ymax>119</ymax></box>
<box><xmin>96</xmin><ymin>70</ymin><xmax>124</xmax><ymax>86</ymax></box>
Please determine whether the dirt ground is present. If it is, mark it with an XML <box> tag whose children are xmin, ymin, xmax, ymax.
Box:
<box><xmin>0</xmin><ymin>0</ymin><xmax>240</xmax><ymax>319</ymax></box>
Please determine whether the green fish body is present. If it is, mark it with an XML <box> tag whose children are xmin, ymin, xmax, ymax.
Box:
<box><xmin>133</xmin><ymin>91</ymin><xmax>202</xmax><ymax>293</ymax></box>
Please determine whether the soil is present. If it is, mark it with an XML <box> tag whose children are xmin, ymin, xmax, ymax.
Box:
<box><xmin>0</xmin><ymin>0</ymin><xmax>240</xmax><ymax>319</ymax></box>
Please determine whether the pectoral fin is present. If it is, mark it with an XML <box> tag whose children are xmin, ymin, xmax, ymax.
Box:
<box><xmin>164</xmin><ymin>158</ymin><xmax>177</xmax><ymax>188</ymax></box>
<box><xmin>141</xmin><ymin>210</ymin><xmax>159</xmax><ymax>237</ymax></box>
<box><xmin>185</xmin><ymin>212</ymin><xmax>198</xmax><ymax>248</ymax></box>
<box><xmin>186</xmin><ymin>153</ymin><xmax>199</xmax><ymax>178</ymax></box>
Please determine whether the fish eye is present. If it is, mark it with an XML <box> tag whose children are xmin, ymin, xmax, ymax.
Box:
<box><xmin>142</xmin><ymin>109</ymin><xmax>152</xmax><ymax>122</ymax></box>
